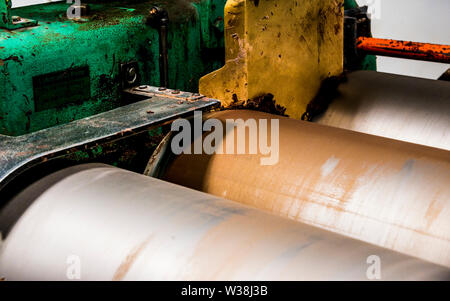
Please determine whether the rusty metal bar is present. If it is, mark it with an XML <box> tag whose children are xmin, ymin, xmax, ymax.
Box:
<box><xmin>1</xmin><ymin>164</ymin><xmax>448</xmax><ymax>280</ymax></box>
<box><xmin>356</xmin><ymin>37</ymin><xmax>450</xmax><ymax>63</ymax></box>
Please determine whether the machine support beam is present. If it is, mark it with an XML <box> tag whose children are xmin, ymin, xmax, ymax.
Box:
<box><xmin>0</xmin><ymin>0</ymin><xmax>12</xmax><ymax>28</ymax></box>
<box><xmin>0</xmin><ymin>86</ymin><xmax>219</xmax><ymax>194</ymax></box>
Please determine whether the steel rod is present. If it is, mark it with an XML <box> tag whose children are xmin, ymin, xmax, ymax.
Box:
<box><xmin>356</xmin><ymin>37</ymin><xmax>450</xmax><ymax>63</ymax></box>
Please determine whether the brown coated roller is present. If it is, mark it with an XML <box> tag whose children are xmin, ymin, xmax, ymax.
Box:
<box><xmin>151</xmin><ymin>110</ymin><xmax>450</xmax><ymax>267</ymax></box>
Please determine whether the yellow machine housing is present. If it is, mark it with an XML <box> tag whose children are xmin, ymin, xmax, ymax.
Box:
<box><xmin>199</xmin><ymin>0</ymin><xmax>344</xmax><ymax>118</ymax></box>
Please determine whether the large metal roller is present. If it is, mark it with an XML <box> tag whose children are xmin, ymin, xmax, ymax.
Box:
<box><xmin>1</xmin><ymin>164</ymin><xmax>448</xmax><ymax>280</ymax></box>
<box><xmin>313</xmin><ymin>71</ymin><xmax>450</xmax><ymax>150</ymax></box>
<box><xmin>150</xmin><ymin>110</ymin><xmax>450</xmax><ymax>267</ymax></box>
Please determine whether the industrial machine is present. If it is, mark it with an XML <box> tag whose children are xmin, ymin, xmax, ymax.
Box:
<box><xmin>0</xmin><ymin>0</ymin><xmax>449</xmax><ymax>281</ymax></box>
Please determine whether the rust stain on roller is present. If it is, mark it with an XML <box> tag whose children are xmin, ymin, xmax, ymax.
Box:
<box><xmin>112</xmin><ymin>235</ymin><xmax>153</xmax><ymax>281</ymax></box>
<box><xmin>356</xmin><ymin>37</ymin><xmax>450</xmax><ymax>63</ymax></box>
<box><xmin>159</xmin><ymin>110</ymin><xmax>450</xmax><ymax>267</ymax></box>
<box><xmin>425</xmin><ymin>199</ymin><xmax>444</xmax><ymax>230</ymax></box>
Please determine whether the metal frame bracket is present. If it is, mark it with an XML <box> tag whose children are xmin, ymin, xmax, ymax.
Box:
<box><xmin>0</xmin><ymin>86</ymin><xmax>220</xmax><ymax>192</ymax></box>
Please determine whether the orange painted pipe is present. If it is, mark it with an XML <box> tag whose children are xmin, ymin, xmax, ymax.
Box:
<box><xmin>356</xmin><ymin>37</ymin><xmax>450</xmax><ymax>63</ymax></box>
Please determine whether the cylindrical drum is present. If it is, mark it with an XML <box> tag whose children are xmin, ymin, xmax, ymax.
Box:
<box><xmin>313</xmin><ymin>71</ymin><xmax>450</xmax><ymax>150</ymax></box>
<box><xmin>150</xmin><ymin>110</ymin><xmax>450</xmax><ymax>267</ymax></box>
<box><xmin>1</xmin><ymin>164</ymin><xmax>448</xmax><ymax>280</ymax></box>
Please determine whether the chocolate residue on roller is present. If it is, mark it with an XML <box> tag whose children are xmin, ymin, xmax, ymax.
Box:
<box><xmin>438</xmin><ymin>68</ymin><xmax>450</xmax><ymax>81</ymax></box>
<box><xmin>302</xmin><ymin>73</ymin><xmax>347</xmax><ymax>121</ymax></box>
<box><xmin>225</xmin><ymin>93</ymin><xmax>288</xmax><ymax>117</ymax></box>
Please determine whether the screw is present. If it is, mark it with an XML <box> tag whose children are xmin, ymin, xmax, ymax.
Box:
<box><xmin>126</xmin><ymin>67</ymin><xmax>137</xmax><ymax>84</ymax></box>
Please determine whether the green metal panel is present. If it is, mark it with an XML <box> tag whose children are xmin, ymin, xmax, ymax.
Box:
<box><xmin>0</xmin><ymin>1</ymin><xmax>225</xmax><ymax>136</ymax></box>
<box><xmin>344</xmin><ymin>0</ymin><xmax>358</xmax><ymax>9</ymax></box>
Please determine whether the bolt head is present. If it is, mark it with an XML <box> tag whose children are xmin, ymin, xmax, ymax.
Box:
<box><xmin>126</xmin><ymin>67</ymin><xmax>137</xmax><ymax>84</ymax></box>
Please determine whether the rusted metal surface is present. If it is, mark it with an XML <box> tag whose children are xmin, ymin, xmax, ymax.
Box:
<box><xmin>152</xmin><ymin>110</ymin><xmax>450</xmax><ymax>267</ymax></box>
<box><xmin>1</xmin><ymin>164</ymin><xmax>448</xmax><ymax>280</ymax></box>
<box><xmin>313</xmin><ymin>71</ymin><xmax>450</xmax><ymax>151</ymax></box>
<box><xmin>356</xmin><ymin>37</ymin><xmax>450</xmax><ymax>63</ymax></box>
<box><xmin>0</xmin><ymin>87</ymin><xmax>219</xmax><ymax>194</ymax></box>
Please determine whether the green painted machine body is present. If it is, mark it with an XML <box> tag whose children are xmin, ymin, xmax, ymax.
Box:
<box><xmin>0</xmin><ymin>0</ymin><xmax>372</xmax><ymax>137</ymax></box>
<box><xmin>0</xmin><ymin>0</ymin><xmax>225</xmax><ymax>136</ymax></box>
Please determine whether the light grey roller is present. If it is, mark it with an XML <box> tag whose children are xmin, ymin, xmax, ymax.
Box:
<box><xmin>0</xmin><ymin>164</ymin><xmax>448</xmax><ymax>280</ymax></box>
<box><xmin>313</xmin><ymin>71</ymin><xmax>450</xmax><ymax>150</ymax></box>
